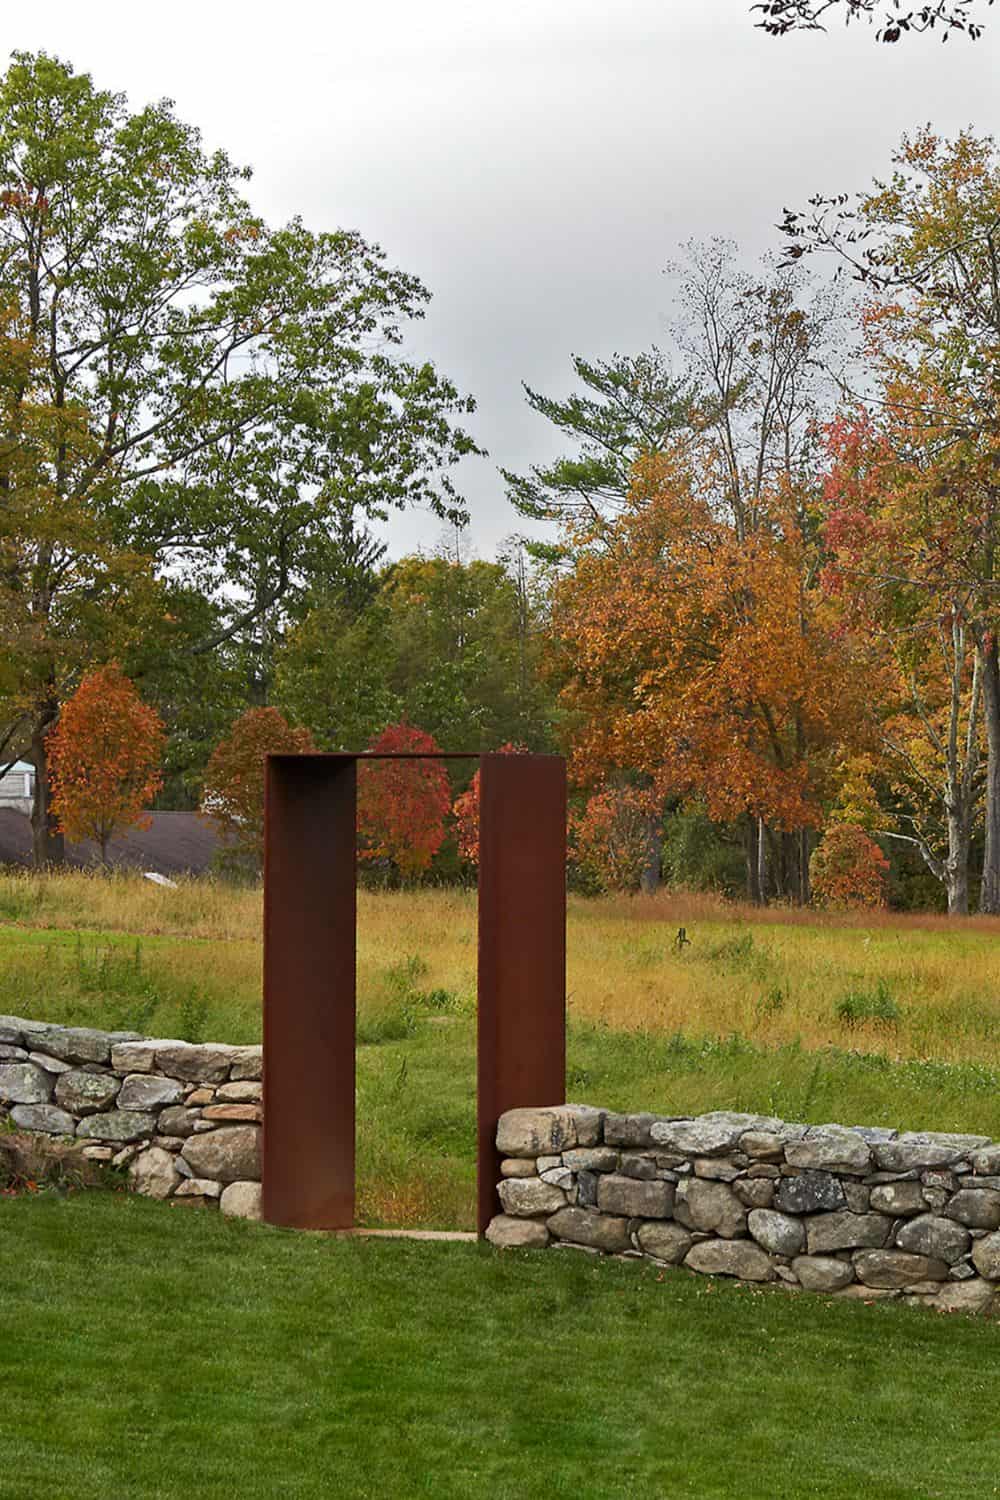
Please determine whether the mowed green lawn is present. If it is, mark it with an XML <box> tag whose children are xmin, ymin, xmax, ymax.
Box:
<box><xmin>1</xmin><ymin>1192</ymin><xmax>998</xmax><ymax>1500</ymax></box>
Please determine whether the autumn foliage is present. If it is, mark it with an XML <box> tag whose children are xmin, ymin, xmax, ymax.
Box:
<box><xmin>202</xmin><ymin>708</ymin><xmax>315</xmax><ymax>865</ymax></box>
<box><xmin>809</xmin><ymin>823</ymin><xmax>890</xmax><ymax>910</ymax></box>
<box><xmin>554</xmin><ymin>444</ymin><xmax>867</xmax><ymax>832</ymax></box>
<box><xmin>358</xmin><ymin>721</ymin><xmax>452</xmax><ymax>878</ymax></box>
<box><xmin>46</xmin><ymin>664</ymin><xmax>165</xmax><ymax>866</ymax></box>
<box><xmin>452</xmin><ymin>743</ymin><xmax>526</xmax><ymax>866</ymax></box>
<box><xmin>820</xmin><ymin>407</ymin><xmax>984</xmax><ymax>914</ymax></box>
<box><xmin>572</xmin><ymin>784</ymin><xmax>658</xmax><ymax>893</ymax></box>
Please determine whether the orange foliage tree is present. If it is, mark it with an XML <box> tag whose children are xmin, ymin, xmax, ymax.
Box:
<box><xmin>571</xmin><ymin>784</ymin><xmax>660</xmax><ymax>893</ymax></box>
<box><xmin>46</xmin><ymin>664</ymin><xmax>165</xmax><ymax>867</ymax></box>
<box><xmin>810</xmin><ymin>824</ymin><xmax>890</xmax><ymax>910</ymax></box>
<box><xmin>552</xmin><ymin>442</ymin><xmax>869</xmax><ymax>901</ymax></box>
<box><xmin>452</xmin><ymin>743</ymin><xmax>526</xmax><ymax>866</ymax></box>
<box><xmin>358</xmin><ymin>721</ymin><xmax>451</xmax><ymax>878</ymax></box>
<box><xmin>201</xmin><ymin>708</ymin><xmax>315</xmax><ymax>867</ymax></box>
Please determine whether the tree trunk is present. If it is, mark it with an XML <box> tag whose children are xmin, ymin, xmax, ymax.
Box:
<box><xmin>980</xmin><ymin>636</ymin><xmax>1000</xmax><ymax>914</ymax></box>
<box><xmin>29</xmin><ymin>708</ymin><xmax>65</xmax><ymax>868</ymax></box>
<box><xmin>757</xmin><ymin>816</ymin><xmax>768</xmax><ymax>905</ymax></box>
<box><xmin>639</xmin><ymin>813</ymin><xmax>661</xmax><ymax>896</ymax></box>
<box><xmin>945</xmin><ymin>803</ymin><xmax>971</xmax><ymax>916</ymax></box>
<box><xmin>745</xmin><ymin>818</ymin><xmax>762</xmax><ymax>905</ymax></box>
<box><xmin>779</xmin><ymin>828</ymin><xmax>810</xmax><ymax>906</ymax></box>
<box><xmin>767</xmin><ymin>826</ymin><xmax>786</xmax><ymax>900</ymax></box>
<box><xmin>780</xmin><ymin>830</ymin><xmax>794</xmax><ymax>902</ymax></box>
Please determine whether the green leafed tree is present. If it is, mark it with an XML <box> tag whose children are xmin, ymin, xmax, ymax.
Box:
<box><xmin>501</xmin><ymin>350</ymin><xmax>694</xmax><ymax>540</ymax></box>
<box><xmin>0</xmin><ymin>52</ymin><xmax>479</xmax><ymax>864</ymax></box>
<box><xmin>275</xmin><ymin>551</ymin><xmax>556</xmax><ymax>755</ymax></box>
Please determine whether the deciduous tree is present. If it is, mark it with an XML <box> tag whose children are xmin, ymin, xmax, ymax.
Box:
<box><xmin>201</xmin><ymin>707</ymin><xmax>315</xmax><ymax>868</ymax></box>
<box><xmin>785</xmin><ymin>130</ymin><xmax>1000</xmax><ymax>907</ymax></box>
<box><xmin>526</xmin><ymin>244</ymin><xmax>843</xmax><ymax>899</ymax></box>
<box><xmin>276</xmin><ymin>553</ymin><xmax>555</xmax><ymax>755</ymax></box>
<box><xmin>46</xmin><ymin>664</ymin><xmax>165</xmax><ymax>866</ymax></box>
<box><xmin>357</xmin><ymin>722</ymin><xmax>451</xmax><ymax>879</ymax></box>
<box><xmin>754</xmin><ymin>0</ymin><xmax>990</xmax><ymax>40</ymax></box>
<box><xmin>553</xmin><ymin>441</ymin><xmax>868</xmax><ymax>902</ymax></box>
<box><xmin>0</xmin><ymin>52</ymin><xmax>478</xmax><ymax>866</ymax></box>
<box><xmin>821</xmin><ymin>411</ymin><xmax>984</xmax><ymax>912</ymax></box>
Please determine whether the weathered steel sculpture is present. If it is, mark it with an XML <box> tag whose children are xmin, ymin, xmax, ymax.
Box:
<box><xmin>262</xmin><ymin>751</ymin><xmax>566</xmax><ymax>1234</ymax></box>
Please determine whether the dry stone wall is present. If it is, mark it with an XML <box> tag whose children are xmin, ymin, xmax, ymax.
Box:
<box><xmin>0</xmin><ymin>1015</ymin><xmax>262</xmax><ymax>1218</ymax></box>
<box><xmin>487</xmin><ymin>1104</ymin><xmax>1000</xmax><ymax>1315</ymax></box>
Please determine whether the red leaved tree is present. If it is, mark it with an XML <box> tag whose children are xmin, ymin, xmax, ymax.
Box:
<box><xmin>810</xmin><ymin>824</ymin><xmax>890</xmax><ymax>910</ymax></box>
<box><xmin>452</xmin><ymin>743</ymin><xmax>526</xmax><ymax>867</ymax></box>
<box><xmin>202</xmin><ymin>707</ymin><xmax>315</xmax><ymax>868</ymax></box>
<box><xmin>46</xmin><ymin>664</ymin><xmax>165</xmax><ymax>867</ymax></box>
<box><xmin>358</xmin><ymin>721</ymin><xmax>451</xmax><ymax>878</ymax></box>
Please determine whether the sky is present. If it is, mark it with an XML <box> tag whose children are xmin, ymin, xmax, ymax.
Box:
<box><xmin>7</xmin><ymin>1</ymin><xmax>1000</xmax><ymax>560</ymax></box>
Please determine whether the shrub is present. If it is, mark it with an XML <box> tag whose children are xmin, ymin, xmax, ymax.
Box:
<box><xmin>810</xmin><ymin>823</ymin><xmax>889</xmax><ymax>910</ymax></box>
<box><xmin>571</xmin><ymin>785</ymin><xmax>659</xmax><ymax>894</ymax></box>
<box><xmin>0</xmin><ymin>1131</ymin><xmax>107</xmax><ymax>1194</ymax></box>
<box><xmin>836</xmin><ymin>980</ymin><xmax>901</xmax><ymax>1029</ymax></box>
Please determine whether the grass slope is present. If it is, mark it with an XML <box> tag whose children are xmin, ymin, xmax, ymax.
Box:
<box><xmin>1</xmin><ymin>1193</ymin><xmax>997</xmax><ymax>1500</ymax></box>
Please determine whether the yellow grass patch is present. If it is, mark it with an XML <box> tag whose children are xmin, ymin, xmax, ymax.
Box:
<box><xmin>2</xmin><ymin>872</ymin><xmax>999</xmax><ymax>1066</ymax></box>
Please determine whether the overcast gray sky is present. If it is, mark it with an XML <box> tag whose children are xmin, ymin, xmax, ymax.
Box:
<box><xmin>8</xmin><ymin>2</ymin><xmax>1000</xmax><ymax>558</ymax></box>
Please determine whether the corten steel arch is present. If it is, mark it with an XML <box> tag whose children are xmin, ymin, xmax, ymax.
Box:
<box><xmin>262</xmin><ymin>751</ymin><xmax>566</xmax><ymax>1235</ymax></box>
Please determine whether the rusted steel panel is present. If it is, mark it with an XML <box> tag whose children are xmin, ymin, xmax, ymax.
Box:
<box><xmin>262</xmin><ymin>754</ymin><xmax>357</xmax><ymax>1229</ymax></box>
<box><xmin>263</xmin><ymin>749</ymin><xmax>567</xmax><ymax>1237</ymax></box>
<box><xmin>476</xmin><ymin>753</ymin><xmax>567</xmax><ymax>1234</ymax></box>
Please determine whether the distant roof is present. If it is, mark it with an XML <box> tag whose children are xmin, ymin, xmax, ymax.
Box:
<box><xmin>0</xmin><ymin>809</ymin><xmax>227</xmax><ymax>875</ymax></box>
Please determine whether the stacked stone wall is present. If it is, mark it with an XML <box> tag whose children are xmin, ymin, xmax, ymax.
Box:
<box><xmin>487</xmin><ymin>1104</ymin><xmax>1000</xmax><ymax>1314</ymax></box>
<box><xmin>0</xmin><ymin>1015</ymin><xmax>262</xmax><ymax>1218</ymax></box>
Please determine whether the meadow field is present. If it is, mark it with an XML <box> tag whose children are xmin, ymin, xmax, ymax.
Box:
<box><xmin>3</xmin><ymin>870</ymin><xmax>1000</xmax><ymax>1229</ymax></box>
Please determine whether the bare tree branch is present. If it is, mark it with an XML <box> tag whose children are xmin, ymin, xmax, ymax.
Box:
<box><xmin>754</xmin><ymin>0</ymin><xmax>992</xmax><ymax>42</ymax></box>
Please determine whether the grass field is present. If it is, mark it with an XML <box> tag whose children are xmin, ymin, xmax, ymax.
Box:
<box><xmin>3</xmin><ymin>870</ymin><xmax>1000</xmax><ymax>1228</ymax></box>
<box><xmin>4</xmin><ymin>872</ymin><xmax>1000</xmax><ymax>1059</ymax></box>
<box><xmin>2</xmin><ymin>1191</ymin><xmax>998</xmax><ymax>1500</ymax></box>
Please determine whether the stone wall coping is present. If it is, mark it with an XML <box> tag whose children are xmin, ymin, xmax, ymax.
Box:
<box><xmin>0</xmin><ymin>1015</ymin><xmax>261</xmax><ymax>1073</ymax></box>
<box><xmin>494</xmin><ymin>1105</ymin><xmax>999</xmax><ymax>1162</ymax></box>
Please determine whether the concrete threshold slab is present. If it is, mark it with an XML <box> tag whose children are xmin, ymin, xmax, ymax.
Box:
<box><xmin>335</xmin><ymin>1228</ymin><xmax>477</xmax><ymax>1242</ymax></box>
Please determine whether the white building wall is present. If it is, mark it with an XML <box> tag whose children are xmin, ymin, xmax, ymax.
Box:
<box><xmin>0</xmin><ymin>762</ymin><xmax>34</xmax><ymax>816</ymax></box>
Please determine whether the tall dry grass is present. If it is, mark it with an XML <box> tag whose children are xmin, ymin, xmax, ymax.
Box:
<box><xmin>2</xmin><ymin>870</ymin><xmax>1000</xmax><ymax>1065</ymax></box>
